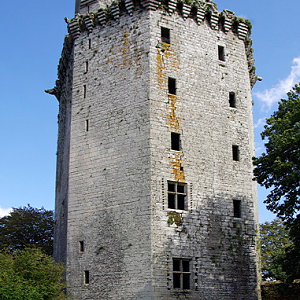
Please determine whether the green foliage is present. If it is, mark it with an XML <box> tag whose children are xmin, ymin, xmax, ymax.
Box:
<box><xmin>0</xmin><ymin>205</ymin><xmax>54</xmax><ymax>255</ymax></box>
<box><xmin>253</xmin><ymin>84</ymin><xmax>300</xmax><ymax>222</ymax></box>
<box><xmin>0</xmin><ymin>247</ymin><xmax>65</xmax><ymax>300</ymax></box>
<box><xmin>260</xmin><ymin>218</ymin><xmax>290</xmax><ymax>281</ymax></box>
<box><xmin>254</xmin><ymin>83</ymin><xmax>300</xmax><ymax>282</ymax></box>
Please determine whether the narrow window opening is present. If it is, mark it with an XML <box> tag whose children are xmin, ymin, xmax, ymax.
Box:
<box><xmin>161</xmin><ymin>27</ymin><xmax>170</xmax><ymax>44</ymax></box>
<box><xmin>168</xmin><ymin>181</ymin><xmax>187</xmax><ymax>210</ymax></box>
<box><xmin>85</xmin><ymin>61</ymin><xmax>89</xmax><ymax>73</ymax></box>
<box><xmin>168</xmin><ymin>77</ymin><xmax>176</xmax><ymax>95</ymax></box>
<box><xmin>233</xmin><ymin>200</ymin><xmax>241</xmax><ymax>218</ymax></box>
<box><xmin>232</xmin><ymin>145</ymin><xmax>239</xmax><ymax>161</ymax></box>
<box><xmin>86</xmin><ymin>120</ymin><xmax>89</xmax><ymax>132</ymax></box>
<box><xmin>79</xmin><ymin>241</ymin><xmax>84</xmax><ymax>253</ymax></box>
<box><xmin>218</xmin><ymin>45</ymin><xmax>225</xmax><ymax>61</ymax></box>
<box><xmin>229</xmin><ymin>92</ymin><xmax>236</xmax><ymax>108</ymax></box>
<box><xmin>88</xmin><ymin>39</ymin><xmax>91</xmax><ymax>49</ymax></box>
<box><xmin>171</xmin><ymin>132</ymin><xmax>180</xmax><ymax>151</ymax></box>
<box><xmin>84</xmin><ymin>271</ymin><xmax>90</xmax><ymax>284</ymax></box>
<box><xmin>173</xmin><ymin>259</ymin><xmax>191</xmax><ymax>289</ymax></box>
<box><xmin>83</xmin><ymin>85</ymin><xmax>87</xmax><ymax>98</ymax></box>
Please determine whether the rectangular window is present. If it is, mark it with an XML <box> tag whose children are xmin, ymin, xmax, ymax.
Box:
<box><xmin>168</xmin><ymin>77</ymin><xmax>176</xmax><ymax>95</ymax></box>
<box><xmin>171</xmin><ymin>132</ymin><xmax>180</xmax><ymax>151</ymax></box>
<box><xmin>85</xmin><ymin>120</ymin><xmax>89</xmax><ymax>132</ymax></box>
<box><xmin>233</xmin><ymin>200</ymin><xmax>241</xmax><ymax>218</ymax></box>
<box><xmin>161</xmin><ymin>27</ymin><xmax>170</xmax><ymax>44</ymax></box>
<box><xmin>168</xmin><ymin>181</ymin><xmax>187</xmax><ymax>210</ymax></box>
<box><xmin>85</xmin><ymin>61</ymin><xmax>89</xmax><ymax>73</ymax></box>
<box><xmin>232</xmin><ymin>145</ymin><xmax>239</xmax><ymax>161</ymax></box>
<box><xmin>218</xmin><ymin>45</ymin><xmax>225</xmax><ymax>61</ymax></box>
<box><xmin>229</xmin><ymin>92</ymin><xmax>236</xmax><ymax>108</ymax></box>
<box><xmin>173</xmin><ymin>258</ymin><xmax>191</xmax><ymax>289</ymax></box>
<box><xmin>79</xmin><ymin>241</ymin><xmax>84</xmax><ymax>253</ymax></box>
<box><xmin>83</xmin><ymin>85</ymin><xmax>87</xmax><ymax>98</ymax></box>
<box><xmin>88</xmin><ymin>38</ymin><xmax>91</xmax><ymax>49</ymax></box>
<box><xmin>84</xmin><ymin>271</ymin><xmax>90</xmax><ymax>284</ymax></box>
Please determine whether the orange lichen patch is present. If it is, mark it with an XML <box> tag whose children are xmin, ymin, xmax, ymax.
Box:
<box><xmin>168</xmin><ymin>152</ymin><xmax>186</xmax><ymax>182</ymax></box>
<box><xmin>167</xmin><ymin>94</ymin><xmax>180</xmax><ymax>132</ymax></box>
<box><xmin>156</xmin><ymin>44</ymin><xmax>179</xmax><ymax>90</ymax></box>
<box><xmin>156</xmin><ymin>48</ymin><xmax>166</xmax><ymax>89</ymax></box>
<box><xmin>120</xmin><ymin>32</ymin><xmax>132</xmax><ymax>66</ymax></box>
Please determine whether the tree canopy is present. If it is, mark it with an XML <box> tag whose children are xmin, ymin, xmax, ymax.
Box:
<box><xmin>260</xmin><ymin>218</ymin><xmax>290</xmax><ymax>281</ymax></box>
<box><xmin>0</xmin><ymin>247</ymin><xmax>65</xmax><ymax>300</ymax></box>
<box><xmin>0</xmin><ymin>205</ymin><xmax>54</xmax><ymax>255</ymax></box>
<box><xmin>254</xmin><ymin>83</ymin><xmax>300</xmax><ymax>282</ymax></box>
<box><xmin>253</xmin><ymin>84</ymin><xmax>300</xmax><ymax>223</ymax></box>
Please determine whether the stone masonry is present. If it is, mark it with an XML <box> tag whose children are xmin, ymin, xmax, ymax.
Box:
<box><xmin>49</xmin><ymin>0</ymin><xmax>260</xmax><ymax>299</ymax></box>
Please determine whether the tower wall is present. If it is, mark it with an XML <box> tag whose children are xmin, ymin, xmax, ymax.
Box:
<box><xmin>52</xmin><ymin>1</ymin><xmax>260</xmax><ymax>299</ymax></box>
<box><xmin>65</xmin><ymin>10</ymin><xmax>153</xmax><ymax>299</ymax></box>
<box><xmin>148</xmin><ymin>10</ymin><xmax>258</xmax><ymax>299</ymax></box>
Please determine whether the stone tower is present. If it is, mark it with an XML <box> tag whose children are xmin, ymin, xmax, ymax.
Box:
<box><xmin>49</xmin><ymin>0</ymin><xmax>260</xmax><ymax>299</ymax></box>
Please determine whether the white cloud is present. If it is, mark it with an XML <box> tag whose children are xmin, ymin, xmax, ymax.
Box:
<box><xmin>0</xmin><ymin>207</ymin><xmax>12</xmax><ymax>218</ymax></box>
<box><xmin>255</xmin><ymin>57</ymin><xmax>300</xmax><ymax>108</ymax></box>
<box><xmin>254</xmin><ymin>117</ymin><xmax>266</xmax><ymax>129</ymax></box>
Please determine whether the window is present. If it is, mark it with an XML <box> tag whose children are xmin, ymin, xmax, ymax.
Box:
<box><xmin>84</xmin><ymin>271</ymin><xmax>90</xmax><ymax>284</ymax></box>
<box><xmin>88</xmin><ymin>38</ymin><xmax>91</xmax><ymax>49</ymax></box>
<box><xmin>229</xmin><ymin>92</ymin><xmax>236</xmax><ymax>108</ymax></box>
<box><xmin>233</xmin><ymin>200</ymin><xmax>241</xmax><ymax>218</ymax></box>
<box><xmin>85</xmin><ymin>120</ymin><xmax>89</xmax><ymax>132</ymax></box>
<box><xmin>171</xmin><ymin>132</ymin><xmax>180</xmax><ymax>151</ymax></box>
<box><xmin>168</xmin><ymin>181</ymin><xmax>187</xmax><ymax>210</ymax></box>
<box><xmin>168</xmin><ymin>77</ymin><xmax>176</xmax><ymax>95</ymax></box>
<box><xmin>173</xmin><ymin>258</ymin><xmax>191</xmax><ymax>289</ymax></box>
<box><xmin>232</xmin><ymin>145</ymin><xmax>239</xmax><ymax>161</ymax></box>
<box><xmin>83</xmin><ymin>85</ymin><xmax>87</xmax><ymax>98</ymax></box>
<box><xmin>218</xmin><ymin>45</ymin><xmax>225</xmax><ymax>61</ymax></box>
<box><xmin>85</xmin><ymin>61</ymin><xmax>89</xmax><ymax>73</ymax></box>
<box><xmin>161</xmin><ymin>27</ymin><xmax>170</xmax><ymax>44</ymax></box>
<box><xmin>79</xmin><ymin>241</ymin><xmax>84</xmax><ymax>253</ymax></box>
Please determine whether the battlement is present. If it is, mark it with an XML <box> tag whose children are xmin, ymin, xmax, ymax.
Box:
<box><xmin>69</xmin><ymin>0</ymin><xmax>250</xmax><ymax>41</ymax></box>
<box><xmin>51</xmin><ymin>0</ymin><xmax>257</xmax><ymax>102</ymax></box>
<box><xmin>60</xmin><ymin>0</ymin><xmax>257</xmax><ymax>91</ymax></box>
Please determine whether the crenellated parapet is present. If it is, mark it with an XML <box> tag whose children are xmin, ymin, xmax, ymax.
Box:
<box><xmin>68</xmin><ymin>0</ymin><xmax>251</xmax><ymax>41</ymax></box>
<box><xmin>48</xmin><ymin>0</ymin><xmax>258</xmax><ymax>99</ymax></box>
<box><xmin>66</xmin><ymin>0</ymin><xmax>257</xmax><ymax>87</ymax></box>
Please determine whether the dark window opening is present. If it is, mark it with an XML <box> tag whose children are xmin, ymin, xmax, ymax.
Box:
<box><xmin>161</xmin><ymin>27</ymin><xmax>170</xmax><ymax>44</ymax></box>
<box><xmin>86</xmin><ymin>120</ymin><xmax>89</xmax><ymax>132</ymax></box>
<box><xmin>218</xmin><ymin>45</ymin><xmax>225</xmax><ymax>61</ymax></box>
<box><xmin>171</xmin><ymin>132</ymin><xmax>180</xmax><ymax>151</ymax></box>
<box><xmin>173</xmin><ymin>258</ymin><xmax>191</xmax><ymax>289</ymax></box>
<box><xmin>83</xmin><ymin>85</ymin><xmax>87</xmax><ymax>98</ymax></box>
<box><xmin>229</xmin><ymin>92</ymin><xmax>236</xmax><ymax>108</ymax></box>
<box><xmin>232</xmin><ymin>145</ymin><xmax>239</xmax><ymax>161</ymax></box>
<box><xmin>84</xmin><ymin>271</ymin><xmax>90</xmax><ymax>284</ymax></box>
<box><xmin>168</xmin><ymin>182</ymin><xmax>187</xmax><ymax>210</ymax></box>
<box><xmin>168</xmin><ymin>77</ymin><xmax>176</xmax><ymax>95</ymax></box>
<box><xmin>233</xmin><ymin>200</ymin><xmax>241</xmax><ymax>218</ymax></box>
<box><xmin>85</xmin><ymin>61</ymin><xmax>89</xmax><ymax>73</ymax></box>
<box><xmin>88</xmin><ymin>39</ymin><xmax>91</xmax><ymax>49</ymax></box>
<box><xmin>79</xmin><ymin>241</ymin><xmax>84</xmax><ymax>253</ymax></box>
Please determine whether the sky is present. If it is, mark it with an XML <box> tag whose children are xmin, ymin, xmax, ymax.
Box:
<box><xmin>0</xmin><ymin>0</ymin><xmax>299</xmax><ymax>223</ymax></box>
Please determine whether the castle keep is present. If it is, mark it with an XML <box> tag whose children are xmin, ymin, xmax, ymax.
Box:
<box><xmin>49</xmin><ymin>0</ymin><xmax>260</xmax><ymax>298</ymax></box>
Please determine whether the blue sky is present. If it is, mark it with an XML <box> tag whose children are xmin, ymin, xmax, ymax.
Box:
<box><xmin>0</xmin><ymin>0</ymin><xmax>299</xmax><ymax>223</ymax></box>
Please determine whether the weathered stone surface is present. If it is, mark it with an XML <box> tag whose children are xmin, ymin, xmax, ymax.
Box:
<box><xmin>53</xmin><ymin>1</ymin><xmax>260</xmax><ymax>299</ymax></box>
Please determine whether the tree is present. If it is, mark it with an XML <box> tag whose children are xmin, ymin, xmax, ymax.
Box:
<box><xmin>0</xmin><ymin>205</ymin><xmax>54</xmax><ymax>255</ymax></box>
<box><xmin>253</xmin><ymin>84</ymin><xmax>300</xmax><ymax>222</ymax></box>
<box><xmin>254</xmin><ymin>83</ymin><xmax>300</xmax><ymax>281</ymax></box>
<box><xmin>260</xmin><ymin>218</ymin><xmax>290</xmax><ymax>281</ymax></box>
<box><xmin>0</xmin><ymin>247</ymin><xmax>65</xmax><ymax>300</ymax></box>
